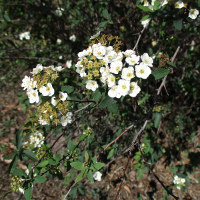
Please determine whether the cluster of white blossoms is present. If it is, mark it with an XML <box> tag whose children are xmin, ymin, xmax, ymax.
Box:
<box><xmin>55</xmin><ymin>7</ymin><xmax>64</xmax><ymax>17</ymax></box>
<box><xmin>141</xmin><ymin>1</ymin><xmax>199</xmax><ymax>27</ymax></box>
<box><xmin>22</xmin><ymin>64</ymin><xmax>73</xmax><ymax>126</ymax></box>
<box><xmin>75</xmin><ymin>40</ymin><xmax>153</xmax><ymax>99</ymax></box>
<box><xmin>69</xmin><ymin>34</ymin><xmax>76</xmax><ymax>42</ymax></box>
<box><xmin>93</xmin><ymin>171</ymin><xmax>102</xmax><ymax>181</ymax></box>
<box><xmin>24</xmin><ymin>131</ymin><xmax>44</xmax><ymax>148</ymax></box>
<box><xmin>175</xmin><ymin>1</ymin><xmax>199</xmax><ymax>19</ymax></box>
<box><xmin>173</xmin><ymin>175</ymin><xmax>186</xmax><ymax>190</ymax></box>
<box><xmin>21</xmin><ymin>64</ymin><xmax>64</xmax><ymax>104</ymax></box>
<box><xmin>19</xmin><ymin>31</ymin><xmax>30</xmax><ymax>40</ymax></box>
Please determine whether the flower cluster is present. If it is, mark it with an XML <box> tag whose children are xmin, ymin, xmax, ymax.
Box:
<box><xmin>22</xmin><ymin>64</ymin><xmax>72</xmax><ymax>126</ymax></box>
<box><xmin>19</xmin><ymin>31</ymin><xmax>30</xmax><ymax>40</ymax></box>
<box><xmin>55</xmin><ymin>7</ymin><xmax>64</xmax><ymax>17</ymax></box>
<box><xmin>24</xmin><ymin>131</ymin><xmax>45</xmax><ymax>149</ymax></box>
<box><xmin>75</xmin><ymin>35</ymin><xmax>153</xmax><ymax>99</ymax></box>
<box><xmin>173</xmin><ymin>175</ymin><xmax>186</xmax><ymax>190</ymax></box>
<box><xmin>142</xmin><ymin>0</ymin><xmax>168</xmax><ymax>10</ymax></box>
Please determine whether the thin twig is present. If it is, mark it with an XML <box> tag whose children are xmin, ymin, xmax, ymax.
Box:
<box><xmin>64</xmin><ymin>182</ymin><xmax>76</xmax><ymax>200</ymax></box>
<box><xmin>138</xmin><ymin>145</ymin><xmax>178</xmax><ymax>200</ymax></box>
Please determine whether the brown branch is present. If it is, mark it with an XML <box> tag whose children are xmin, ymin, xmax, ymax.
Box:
<box><xmin>138</xmin><ymin>145</ymin><xmax>178</xmax><ymax>200</ymax></box>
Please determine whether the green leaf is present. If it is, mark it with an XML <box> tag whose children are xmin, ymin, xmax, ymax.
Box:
<box><xmin>88</xmin><ymin>170</ymin><xmax>94</xmax><ymax>182</ymax></box>
<box><xmin>173</xmin><ymin>19</ymin><xmax>182</xmax><ymax>31</ymax></box>
<box><xmin>22</xmin><ymin>150</ymin><xmax>38</xmax><ymax>162</ymax></box>
<box><xmin>167</xmin><ymin>62</ymin><xmax>176</xmax><ymax>68</ymax></box>
<box><xmin>24</xmin><ymin>184</ymin><xmax>32</xmax><ymax>200</ymax></box>
<box><xmin>8</xmin><ymin>154</ymin><xmax>18</xmax><ymax>173</ymax></box>
<box><xmin>67</xmin><ymin>140</ymin><xmax>76</xmax><ymax>152</ymax></box>
<box><xmin>93</xmin><ymin>89</ymin><xmax>101</xmax><ymax>103</ymax></box>
<box><xmin>102</xmin><ymin>9</ymin><xmax>110</xmax><ymax>19</ymax></box>
<box><xmin>75</xmin><ymin>170</ymin><xmax>87</xmax><ymax>183</ymax></box>
<box><xmin>107</xmin><ymin>148</ymin><xmax>114</xmax><ymax>159</ymax></box>
<box><xmin>3</xmin><ymin>14</ymin><xmax>11</xmax><ymax>22</ymax></box>
<box><xmin>152</xmin><ymin>112</ymin><xmax>162</xmax><ymax>128</ymax></box>
<box><xmin>85</xmin><ymin>151</ymin><xmax>89</xmax><ymax>162</ymax></box>
<box><xmin>48</xmin><ymin>159</ymin><xmax>57</xmax><ymax>166</ymax></box>
<box><xmin>152</xmin><ymin>68</ymin><xmax>170</xmax><ymax>80</ymax></box>
<box><xmin>99</xmin><ymin>96</ymin><xmax>116</xmax><ymax>109</ymax></box>
<box><xmin>93</xmin><ymin>162</ymin><xmax>105</xmax><ymax>171</ymax></box>
<box><xmin>71</xmin><ymin>161</ymin><xmax>86</xmax><ymax>171</ymax></box>
<box><xmin>78</xmin><ymin>134</ymin><xmax>87</xmax><ymax>142</ymax></box>
<box><xmin>108</xmin><ymin>101</ymin><xmax>118</xmax><ymax>114</ymax></box>
<box><xmin>153</xmin><ymin>0</ymin><xmax>161</xmax><ymax>10</ymax></box>
<box><xmin>16</xmin><ymin>130</ymin><xmax>23</xmax><ymax>150</ymax></box>
<box><xmin>140</xmin><ymin>15</ymin><xmax>150</xmax><ymax>22</ymax></box>
<box><xmin>37</xmin><ymin>160</ymin><xmax>49</xmax><ymax>168</ymax></box>
<box><xmin>137</xmin><ymin>5</ymin><xmax>154</xmax><ymax>12</ymax></box>
<box><xmin>34</xmin><ymin>175</ymin><xmax>47</xmax><ymax>183</ymax></box>
<box><xmin>98</xmin><ymin>21</ymin><xmax>108</xmax><ymax>28</ymax></box>
<box><xmin>11</xmin><ymin>169</ymin><xmax>26</xmax><ymax>177</ymax></box>
<box><xmin>61</xmin><ymin>85</ymin><xmax>74</xmax><ymax>94</ymax></box>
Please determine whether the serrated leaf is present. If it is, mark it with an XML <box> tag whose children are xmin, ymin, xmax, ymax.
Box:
<box><xmin>48</xmin><ymin>159</ymin><xmax>57</xmax><ymax>166</ymax></box>
<box><xmin>108</xmin><ymin>101</ymin><xmax>118</xmax><ymax>114</ymax></box>
<box><xmin>71</xmin><ymin>161</ymin><xmax>86</xmax><ymax>171</ymax></box>
<box><xmin>22</xmin><ymin>150</ymin><xmax>38</xmax><ymax>162</ymax></box>
<box><xmin>99</xmin><ymin>96</ymin><xmax>116</xmax><ymax>109</ymax></box>
<box><xmin>173</xmin><ymin>19</ymin><xmax>182</xmax><ymax>31</ymax></box>
<box><xmin>167</xmin><ymin>62</ymin><xmax>176</xmax><ymax>67</ymax></box>
<box><xmin>152</xmin><ymin>68</ymin><xmax>170</xmax><ymax>80</ymax></box>
<box><xmin>107</xmin><ymin>148</ymin><xmax>114</xmax><ymax>159</ymax></box>
<box><xmin>34</xmin><ymin>175</ymin><xmax>47</xmax><ymax>183</ymax></box>
<box><xmin>137</xmin><ymin>5</ymin><xmax>154</xmax><ymax>12</ymax></box>
<box><xmin>140</xmin><ymin>15</ymin><xmax>150</xmax><ymax>22</ymax></box>
<box><xmin>61</xmin><ymin>85</ymin><xmax>74</xmax><ymax>94</ymax></box>
<box><xmin>93</xmin><ymin>162</ymin><xmax>105</xmax><ymax>171</ymax></box>
<box><xmin>37</xmin><ymin>160</ymin><xmax>49</xmax><ymax>168</ymax></box>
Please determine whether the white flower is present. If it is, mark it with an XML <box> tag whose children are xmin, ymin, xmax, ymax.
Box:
<box><xmin>141</xmin><ymin>53</ymin><xmax>153</xmax><ymax>67</ymax></box>
<box><xmin>117</xmin><ymin>79</ymin><xmax>130</xmax><ymax>96</ymax></box>
<box><xmin>141</xmin><ymin>18</ymin><xmax>151</xmax><ymax>27</ymax></box>
<box><xmin>104</xmin><ymin>50</ymin><xmax>117</xmax><ymax>63</ymax></box>
<box><xmin>78</xmin><ymin>50</ymin><xmax>88</xmax><ymax>58</ymax></box>
<box><xmin>56</xmin><ymin>38</ymin><xmax>62</xmax><ymax>45</ymax></box>
<box><xmin>123</xmin><ymin>50</ymin><xmax>135</xmax><ymax>57</ymax></box>
<box><xmin>107</xmin><ymin>74</ymin><xmax>116</xmax><ymax>88</ymax></box>
<box><xmin>61</xmin><ymin>112</ymin><xmax>73</xmax><ymax>126</ymax></box>
<box><xmin>129</xmin><ymin>82</ymin><xmax>141</xmax><ymax>97</ymax></box>
<box><xmin>21</xmin><ymin>76</ymin><xmax>37</xmax><ymax>91</ymax></box>
<box><xmin>93</xmin><ymin>171</ymin><xmax>102</xmax><ymax>181</ymax></box>
<box><xmin>108</xmin><ymin>85</ymin><xmax>121</xmax><ymax>98</ymax></box>
<box><xmin>110</xmin><ymin>60</ymin><xmax>123</xmax><ymax>74</ymax></box>
<box><xmin>38</xmin><ymin>117</ymin><xmax>49</xmax><ymax>125</ymax></box>
<box><xmin>175</xmin><ymin>1</ymin><xmax>184</xmax><ymax>9</ymax></box>
<box><xmin>135</xmin><ymin>63</ymin><xmax>151</xmax><ymax>79</ymax></box>
<box><xmin>86</xmin><ymin>80</ymin><xmax>98</xmax><ymax>91</ymax></box>
<box><xmin>113</xmin><ymin>52</ymin><xmax>123</xmax><ymax>61</ymax></box>
<box><xmin>121</xmin><ymin>67</ymin><xmax>135</xmax><ymax>81</ymax></box>
<box><xmin>55</xmin><ymin>7</ymin><xmax>64</xmax><ymax>16</ymax></box>
<box><xmin>59</xmin><ymin>55</ymin><xmax>63</xmax><ymax>59</ymax></box>
<box><xmin>59</xmin><ymin>91</ymin><xmax>68</xmax><ymax>101</ymax></box>
<box><xmin>19</xmin><ymin>31</ymin><xmax>30</xmax><ymax>40</ymax></box>
<box><xmin>161</xmin><ymin>0</ymin><xmax>168</xmax><ymax>6</ymax></box>
<box><xmin>29</xmin><ymin>131</ymin><xmax>44</xmax><ymax>148</ymax></box>
<box><xmin>188</xmin><ymin>9</ymin><xmax>199</xmax><ymax>20</ymax></box>
<box><xmin>69</xmin><ymin>34</ymin><xmax>76</xmax><ymax>42</ymax></box>
<box><xmin>27</xmin><ymin>89</ymin><xmax>40</xmax><ymax>104</ymax></box>
<box><xmin>125</xmin><ymin>54</ymin><xmax>140</xmax><ymax>66</ymax></box>
<box><xmin>39</xmin><ymin>83</ymin><xmax>54</xmax><ymax>96</ymax></box>
<box><xmin>90</xmin><ymin>31</ymin><xmax>101</xmax><ymax>39</ymax></box>
<box><xmin>66</xmin><ymin>60</ymin><xmax>72</xmax><ymax>68</ymax></box>
<box><xmin>92</xmin><ymin>43</ymin><xmax>106</xmax><ymax>59</ymax></box>
<box><xmin>31</xmin><ymin>64</ymin><xmax>43</xmax><ymax>75</ymax></box>
<box><xmin>143</xmin><ymin>0</ymin><xmax>150</xmax><ymax>7</ymax></box>
<box><xmin>51</xmin><ymin>96</ymin><xmax>58</xmax><ymax>106</ymax></box>
<box><xmin>55</xmin><ymin>66</ymin><xmax>64</xmax><ymax>71</ymax></box>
